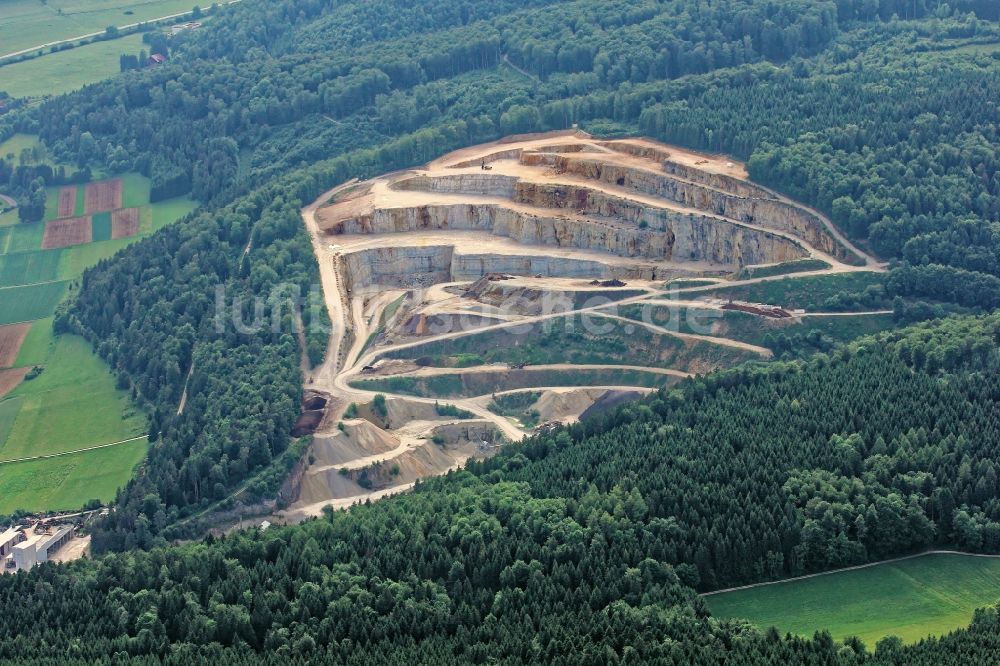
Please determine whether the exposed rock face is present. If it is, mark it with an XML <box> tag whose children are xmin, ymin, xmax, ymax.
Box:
<box><xmin>430</xmin><ymin>421</ymin><xmax>504</xmax><ymax>446</ymax></box>
<box><xmin>535</xmin><ymin>154</ymin><xmax>858</xmax><ymax>263</ymax></box>
<box><xmin>450</xmin><ymin>149</ymin><xmax>523</xmax><ymax>168</ymax></box>
<box><xmin>291</xmin><ymin>390</ymin><xmax>330</xmax><ymax>436</ymax></box>
<box><xmin>597</xmin><ymin>140</ymin><xmax>673</xmax><ymax>163</ymax></box>
<box><xmin>393</xmin><ymin>174</ymin><xmax>517</xmax><ymax>197</ymax></box>
<box><xmin>661</xmin><ymin>160</ymin><xmax>776</xmax><ymax>200</ymax></box>
<box><xmin>332</xmin><ymin>200</ymin><xmax>804</xmax><ymax>267</ymax></box>
<box><xmin>511</xmin><ymin>181</ymin><xmax>805</xmax><ymax>265</ymax></box>
<box><xmin>341</xmin><ymin>246</ymin><xmax>454</xmax><ymax>292</ymax></box>
<box><xmin>452</xmin><ymin>253</ymin><xmax>616</xmax><ymax>281</ymax></box>
<box><xmin>340</xmin><ymin>245</ymin><xmax>694</xmax><ymax>291</ymax></box>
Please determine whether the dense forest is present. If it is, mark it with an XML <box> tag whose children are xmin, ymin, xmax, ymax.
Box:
<box><xmin>0</xmin><ymin>0</ymin><xmax>999</xmax><ymax>661</ymax></box>
<box><xmin>3</xmin><ymin>315</ymin><xmax>1000</xmax><ymax>663</ymax></box>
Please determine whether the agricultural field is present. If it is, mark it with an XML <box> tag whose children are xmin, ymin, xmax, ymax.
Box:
<box><xmin>0</xmin><ymin>282</ymin><xmax>67</xmax><ymax>325</ymax></box>
<box><xmin>0</xmin><ymin>332</ymin><xmax>146</xmax><ymax>461</ymax></box>
<box><xmin>0</xmin><ymin>0</ymin><xmax>199</xmax><ymax>57</ymax></box>
<box><xmin>0</xmin><ymin>33</ymin><xmax>147</xmax><ymax>99</ymax></box>
<box><xmin>705</xmin><ymin>553</ymin><xmax>1000</xmax><ymax>646</ymax></box>
<box><xmin>0</xmin><ymin>316</ymin><xmax>148</xmax><ymax>514</ymax></box>
<box><xmin>0</xmin><ymin>160</ymin><xmax>195</xmax><ymax>512</ymax></box>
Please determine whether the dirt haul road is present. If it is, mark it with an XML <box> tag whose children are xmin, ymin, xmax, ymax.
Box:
<box><xmin>290</xmin><ymin>132</ymin><xmax>885</xmax><ymax>518</ymax></box>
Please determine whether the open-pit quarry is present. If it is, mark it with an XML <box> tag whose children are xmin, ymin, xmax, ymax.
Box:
<box><xmin>278</xmin><ymin>131</ymin><xmax>881</xmax><ymax>521</ymax></box>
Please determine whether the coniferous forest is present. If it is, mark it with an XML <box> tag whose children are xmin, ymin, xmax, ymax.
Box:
<box><xmin>1</xmin><ymin>0</ymin><xmax>1000</xmax><ymax>663</ymax></box>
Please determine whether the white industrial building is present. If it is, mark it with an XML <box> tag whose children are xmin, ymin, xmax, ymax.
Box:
<box><xmin>0</xmin><ymin>527</ymin><xmax>24</xmax><ymax>565</ymax></box>
<box><xmin>9</xmin><ymin>526</ymin><xmax>73</xmax><ymax>572</ymax></box>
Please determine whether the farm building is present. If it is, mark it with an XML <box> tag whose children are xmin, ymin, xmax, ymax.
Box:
<box><xmin>10</xmin><ymin>526</ymin><xmax>73</xmax><ymax>572</ymax></box>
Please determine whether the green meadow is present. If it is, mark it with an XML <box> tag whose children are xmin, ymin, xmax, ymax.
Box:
<box><xmin>0</xmin><ymin>436</ymin><xmax>148</xmax><ymax>513</ymax></box>
<box><xmin>0</xmin><ymin>328</ymin><xmax>146</xmax><ymax>462</ymax></box>
<box><xmin>705</xmin><ymin>553</ymin><xmax>1000</xmax><ymax>647</ymax></box>
<box><xmin>0</xmin><ymin>282</ymin><xmax>68</xmax><ymax>324</ymax></box>
<box><xmin>0</xmin><ymin>32</ymin><xmax>147</xmax><ymax>99</ymax></box>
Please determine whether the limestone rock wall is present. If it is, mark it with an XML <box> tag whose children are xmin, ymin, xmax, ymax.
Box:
<box><xmin>450</xmin><ymin>149</ymin><xmax>523</xmax><ymax>168</ymax></box>
<box><xmin>334</xmin><ymin>199</ymin><xmax>804</xmax><ymax>267</ymax></box>
<box><xmin>511</xmin><ymin>182</ymin><xmax>806</xmax><ymax>265</ymax></box>
<box><xmin>342</xmin><ymin>245</ymin><xmax>454</xmax><ymax>292</ymax></box>
<box><xmin>544</xmin><ymin>155</ymin><xmax>857</xmax><ymax>263</ymax></box>
<box><xmin>393</xmin><ymin>174</ymin><xmax>517</xmax><ymax>198</ymax></box>
<box><xmin>660</xmin><ymin>160</ymin><xmax>775</xmax><ymax>200</ymax></box>
<box><xmin>597</xmin><ymin>140</ymin><xmax>673</xmax><ymax>163</ymax></box>
<box><xmin>452</xmin><ymin>253</ymin><xmax>612</xmax><ymax>281</ymax></box>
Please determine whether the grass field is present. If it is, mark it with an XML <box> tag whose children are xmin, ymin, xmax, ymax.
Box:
<box><xmin>724</xmin><ymin>311</ymin><xmax>899</xmax><ymax>347</ymax></box>
<box><xmin>1</xmin><ymin>134</ymin><xmax>80</xmax><ymax>185</ymax></box>
<box><xmin>0</xmin><ymin>281</ymin><xmax>67</xmax><ymax>324</ymax></box>
<box><xmin>0</xmin><ymin>247</ymin><xmax>62</xmax><ymax>286</ymax></box>
<box><xmin>0</xmin><ymin>330</ymin><xmax>146</xmax><ymax>462</ymax></box>
<box><xmin>705</xmin><ymin>553</ymin><xmax>1000</xmax><ymax>646</ymax></box>
<box><xmin>91</xmin><ymin>211</ymin><xmax>112</xmax><ymax>241</ymax></box>
<box><xmin>1</xmin><ymin>32</ymin><xmax>148</xmax><ymax>99</ymax></box>
<box><xmin>351</xmin><ymin>367</ymin><xmax>680</xmax><ymax>398</ymax></box>
<box><xmin>0</xmin><ymin>133</ymin><xmax>43</xmax><ymax>161</ymax></box>
<box><xmin>737</xmin><ymin>259</ymin><xmax>832</xmax><ymax>280</ymax></box>
<box><xmin>3</xmin><ymin>222</ymin><xmax>44</xmax><ymax>253</ymax></box>
<box><xmin>0</xmin><ymin>0</ymin><xmax>199</xmax><ymax>56</ymax></box>
<box><xmin>380</xmin><ymin>313</ymin><xmax>757</xmax><ymax>372</ymax></box>
<box><xmin>13</xmin><ymin>317</ymin><xmax>53</xmax><ymax>367</ymax></box>
<box><xmin>0</xmin><ymin>436</ymin><xmax>148</xmax><ymax>513</ymax></box>
<box><xmin>148</xmin><ymin>195</ymin><xmax>197</xmax><ymax>231</ymax></box>
<box><xmin>0</xmin><ymin>398</ymin><xmax>21</xmax><ymax>449</ymax></box>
